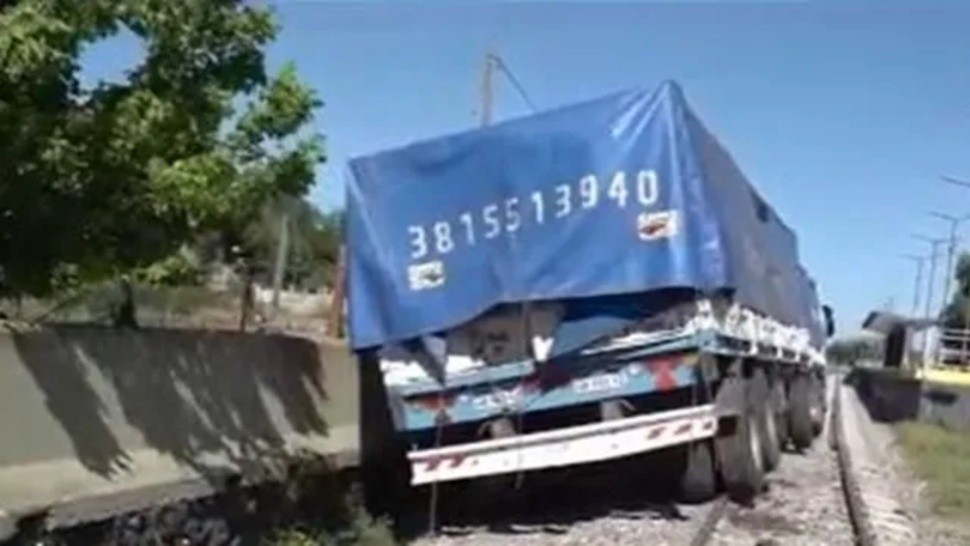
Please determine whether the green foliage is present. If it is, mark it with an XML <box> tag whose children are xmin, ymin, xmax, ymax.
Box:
<box><xmin>941</xmin><ymin>252</ymin><xmax>970</xmax><ymax>328</ymax></box>
<box><xmin>241</xmin><ymin>196</ymin><xmax>342</xmax><ymax>289</ymax></box>
<box><xmin>133</xmin><ymin>250</ymin><xmax>204</xmax><ymax>286</ymax></box>
<box><xmin>897</xmin><ymin>421</ymin><xmax>970</xmax><ymax>522</ymax></box>
<box><xmin>0</xmin><ymin>0</ymin><xmax>324</xmax><ymax>297</ymax></box>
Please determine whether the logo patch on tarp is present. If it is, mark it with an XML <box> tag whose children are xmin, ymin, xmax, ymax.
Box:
<box><xmin>637</xmin><ymin>210</ymin><xmax>679</xmax><ymax>241</ymax></box>
<box><xmin>408</xmin><ymin>261</ymin><xmax>446</xmax><ymax>291</ymax></box>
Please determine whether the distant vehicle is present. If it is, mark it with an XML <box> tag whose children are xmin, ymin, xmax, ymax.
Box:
<box><xmin>345</xmin><ymin>80</ymin><xmax>835</xmax><ymax>507</ymax></box>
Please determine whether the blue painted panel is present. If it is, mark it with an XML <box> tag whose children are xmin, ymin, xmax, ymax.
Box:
<box><xmin>397</xmin><ymin>353</ymin><xmax>698</xmax><ymax>432</ymax></box>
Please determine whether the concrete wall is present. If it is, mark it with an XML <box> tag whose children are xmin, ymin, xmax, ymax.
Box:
<box><xmin>850</xmin><ymin>367</ymin><xmax>970</xmax><ymax>432</ymax></box>
<box><xmin>0</xmin><ymin>323</ymin><xmax>359</xmax><ymax>533</ymax></box>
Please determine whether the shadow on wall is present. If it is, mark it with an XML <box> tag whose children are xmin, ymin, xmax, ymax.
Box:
<box><xmin>10</xmin><ymin>324</ymin><xmax>334</xmax><ymax>481</ymax></box>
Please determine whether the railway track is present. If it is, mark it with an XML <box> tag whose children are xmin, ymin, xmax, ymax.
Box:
<box><xmin>686</xmin><ymin>374</ymin><xmax>859</xmax><ymax>546</ymax></box>
<box><xmin>689</xmin><ymin>372</ymin><xmax>927</xmax><ymax>546</ymax></box>
<box><xmin>687</xmin><ymin>496</ymin><xmax>733</xmax><ymax>546</ymax></box>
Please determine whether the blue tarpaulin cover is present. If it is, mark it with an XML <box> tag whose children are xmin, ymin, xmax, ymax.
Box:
<box><xmin>345</xmin><ymin>81</ymin><xmax>823</xmax><ymax>350</ymax></box>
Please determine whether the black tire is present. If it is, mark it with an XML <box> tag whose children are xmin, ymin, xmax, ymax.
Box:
<box><xmin>774</xmin><ymin>411</ymin><xmax>790</xmax><ymax>454</ymax></box>
<box><xmin>773</xmin><ymin>379</ymin><xmax>790</xmax><ymax>451</ymax></box>
<box><xmin>752</xmin><ymin>369</ymin><xmax>782</xmax><ymax>472</ymax></box>
<box><xmin>715</xmin><ymin>376</ymin><xmax>765</xmax><ymax>503</ymax></box>
<box><xmin>788</xmin><ymin>373</ymin><xmax>814</xmax><ymax>450</ymax></box>
<box><xmin>810</xmin><ymin>373</ymin><xmax>826</xmax><ymax>437</ymax></box>
<box><xmin>678</xmin><ymin>440</ymin><xmax>717</xmax><ymax>504</ymax></box>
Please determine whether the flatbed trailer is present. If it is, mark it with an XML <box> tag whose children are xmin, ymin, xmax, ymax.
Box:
<box><xmin>360</xmin><ymin>299</ymin><xmax>831</xmax><ymax>504</ymax></box>
<box><xmin>346</xmin><ymin>81</ymin><xmax>835</xmax><ymax>507</ymax></box>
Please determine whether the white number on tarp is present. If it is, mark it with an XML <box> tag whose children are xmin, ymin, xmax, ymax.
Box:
<box><xmin>406</xmin><ymin>168</ymin><xmax>662</xmax><ymax>260</ymax></box>
<box><xmin>460</xmin><ymin>212</ymin><xmax>475</xmax><ymax>244</ymax></box>
<box><xmin>638</xmin><ymin>169</ymin><xmax>659</xmax><ymax>206</ymax></box>
<box><xmin>434</xmin><ymin>221</ymin><xmax>454</xmax><ymax>253</ymax></box>
<box><xmin>608</xmin><ymin>171</ymin><xmax>629</xmax><ymax>208</ymax></box>
<box><xmin>532</xmin><ymin>191</ymin><xmax>545</xmax><ymax>224</ymax></box>
<box><xmin>580</xmin><ymin>174</ymin><xmax>598</xmax><ymax>208</ymax></box>
<box><xmin>505</xmin><ymin>197</ymin><xmax>521</xmax><ymax>232</ymax></box>
<box><xmin>483</xmin><ymin>204</ymin><xmax>500</xmax><ymax>239</ymax></box>
<box><xmin>408</xmin><ymin>225</ymin><xmax>428</xmax><ymax>259</ymax></box>
<box><xmin>555</xmin><ymin>184</ymin><xmax>572</xmax><ymax>218</ymax></box>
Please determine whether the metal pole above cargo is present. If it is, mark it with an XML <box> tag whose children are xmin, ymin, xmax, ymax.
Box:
<box><xmin>479</xmin><ymin>52</ymin><xmax>496</xmax><ymax>127</ymax></box>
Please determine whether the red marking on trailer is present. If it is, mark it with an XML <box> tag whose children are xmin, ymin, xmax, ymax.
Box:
<box><xmin>424</xmin><ymin>458</ymin><xmax>444</xmax><ymax>472</ymax></box>
<box><xmin>409</xmin><ymin>393</ymin><xmax>456</xmax><ymax>413</ymax></box>
<box><xmin>702</xmin><ymin>420</ymin><xmax>715</xmax><ymax>431</ymax></box>
<box><xmin>645</xmin><ymin>357</ymin><xmax>679</xmax><ymax>391</ymax></box>
<box><xmin>674</xmin><ymin>423</ymin><xmax>692</xmax><ymax>436</ymax></box>
<box><xmin>449</xmin><ymin>455</ymin><xmax>467</xmax><ymax>468</ymax></box>
<box><xmin>648</xmin><ymin>426</ymin><xmax>666</xmax><ymax>439</ymax></box>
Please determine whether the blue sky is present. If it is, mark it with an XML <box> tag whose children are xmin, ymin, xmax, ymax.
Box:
<box><xmin>82</xmin><ymin>0</ymin><xmax>970</xmax><ymax>333</ymax></box>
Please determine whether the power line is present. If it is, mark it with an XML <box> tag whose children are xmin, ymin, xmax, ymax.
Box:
<box><xmin>489</xmin><ymin>54</ymin><xmax>539</xmax><ymax>113</ymax></box>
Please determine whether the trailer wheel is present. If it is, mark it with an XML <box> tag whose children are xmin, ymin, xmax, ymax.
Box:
<box><xmin>767</xmin><ymin>373</ymin><xmax>789</xmax><ymax>452</ymax></box>
<box><xmin>788</xmin><ymin>373</ymin><xmax>814</xmax><ymax>450</ymax></box>
<box><xmin>677</xmin><ymin>440</ymin><xmax>717</xmax><ymax>504</ymax></box>
<box><xmin>715</xmin><ymin>377</ymin><xmax>765</xmax><ymax>503</ymax></box>
<box><xmin>810</xmin><ymin>373</ymin><xmax>826</xmax><ymax>437</ymax></box>
<box><xmin>752</xmin><ymin>369</ymin><xmax>781</xmax><ymax>472</ymax></box>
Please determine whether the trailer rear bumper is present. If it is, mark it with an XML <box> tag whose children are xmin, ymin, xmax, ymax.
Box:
<box><xmin>407</xmin><ymin>403</ymin><xmax>716</xmax><ymax>485</ymax></box>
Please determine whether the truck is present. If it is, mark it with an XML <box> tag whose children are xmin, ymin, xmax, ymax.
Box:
<box><xmin>345</xmin><ymin>80</ymin><xmax>834</xmax><ymax>510</ymax></box>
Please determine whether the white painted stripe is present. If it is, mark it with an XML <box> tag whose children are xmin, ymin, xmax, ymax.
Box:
<box><xmin>408</xmin><ymin>405</ymin><xmax>717</xmax><ymax>485</ymax></box>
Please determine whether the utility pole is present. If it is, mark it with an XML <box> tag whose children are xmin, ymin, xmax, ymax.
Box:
<box><xmin>901</xmin><ymin>253</ymin><xmax>926</xmax><ymax>371</ymax></box>
<box><xmin>326</xmin><ymin>245</ymin><xmax>346</xmax><ymax>338</ymax></box>
<box><xmin>927</xmin><ymin>211</ymin><xmax>970</xmax><ymax>319</ymax></box>
<box><xmin>271</xmin><ymin>212</ymin><xmax>290</xmax><ymax>316</ymax></box>
<box><xmin>913</xmin><ymin>234</ymin><xmax>947</xmax><ymax>320</ymax></box>
<box><xmin>900</xmin><ymin>254</ymin><xmax>925</xmax><ymax>317</ymax></box>
<box><xmin>479</xmin><ymin>51</ymin><xmax>496</xmax><ymax>127</ymax></box>
<box><xmin>913</xmin><ymin>234</ymin><xmax>947</xmax><ymax>366</ymax></box>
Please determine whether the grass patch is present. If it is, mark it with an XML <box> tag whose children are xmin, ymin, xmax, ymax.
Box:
<box><xmin>896</xmin><ymin>421</ymin><xmax>970</xmax><ymax>519</ymax></box>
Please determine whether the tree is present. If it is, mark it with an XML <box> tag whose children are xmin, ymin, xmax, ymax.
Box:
<box><xmin>0</xmin><ymin>0</ymin><xmax>324</xmax><ymax>297</ymax></box>
<box><xmin>941</xmin><ymin>252</ymin><xmax>970</xmax><ymax>329</ymax></box>
<box><xmin>239</xmin><ymin>196</ymin><xmax>342</xmax><ymax>290</ymax></box>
